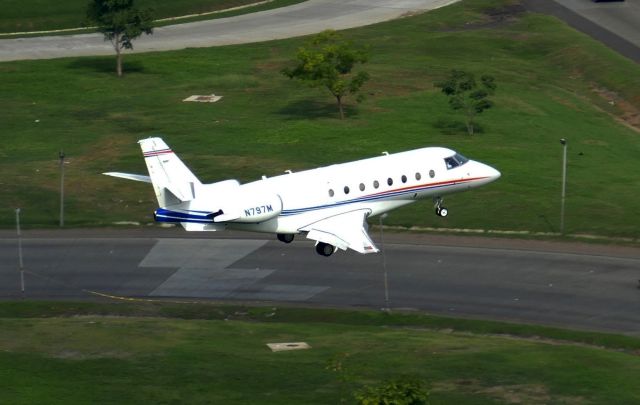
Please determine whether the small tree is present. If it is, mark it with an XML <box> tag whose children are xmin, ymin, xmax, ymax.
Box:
<box><xmin>436</xmin><ymin>70</ymin><xmax>496</xmax><ymax>135</ymax></box>
<box><xmin>355</xmin><ymin>379</ymin><xmax>430</xmax><ymax>405</ymax></box>
<box><xmin>86</xmin><ymin>0</ymin><xmax>154</xmax><ymax>77</ymax></box>
<box><xmin>282</xmin><ymin>30</ymin><xmax>370</xmax><ymax>119</ymax></box>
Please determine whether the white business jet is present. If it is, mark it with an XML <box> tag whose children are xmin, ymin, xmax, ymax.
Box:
<box><xmin>105</xmin><ymin>137</ymin><xmax>500</xmax><ymax>256</ymax></box>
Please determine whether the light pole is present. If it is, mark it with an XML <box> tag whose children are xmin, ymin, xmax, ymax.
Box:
<box><xmin>59</xmin><ymin>150</ymin><xmax>65</xmax><ymax>227</ymax></box>
<box><xmin>560</xmin><ymin>139</ymin><xmax>567</xmax><ymax>234</ymax></box>
<box><xmin>16</xmin><ymin>208</ymin><xmax>25</xmax><ymax>296</ymax></box>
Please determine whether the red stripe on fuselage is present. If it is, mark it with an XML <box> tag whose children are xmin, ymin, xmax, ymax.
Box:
<box><xmin>362</xmin><ymin>176</ymin><xmax>489</xmax><ymax>199</ymax></box>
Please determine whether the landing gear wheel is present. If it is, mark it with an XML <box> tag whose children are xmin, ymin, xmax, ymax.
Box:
<box><xmin>277</xmin><ymin>233</ymin><xmax>295</xmax><ymax>244</ymax></box>
<box><xmin>315</xmin><ymin>242</ymin><xmax>335</xmax><ymax>257</ymax></box>
<box><xmin>434</xmin><ymin>197</ymin><xmax>448</xmax><ymax>217</ymax></box>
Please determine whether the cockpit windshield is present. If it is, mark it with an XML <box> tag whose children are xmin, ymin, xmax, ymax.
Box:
<box><xmin>444</xmin><ymin>153</ymin><xmax>469</xmax><ymax>170</ymax></box>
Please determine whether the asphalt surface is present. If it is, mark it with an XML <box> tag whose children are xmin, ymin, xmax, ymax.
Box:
<box><xmin>2</xmin><ymin>229</ymin><xmax>639</xmax><ymax>335</ymax></box>
<box><xmin>0</xmin><ymin>0</ymin><xmax>458</xmax><ymax>61</ymax></box>
<box><xmin>1</xmin><ymin>0</ymin><xmax>638</xmax><ymax>63</ymax></box>
<box><xmin>523</xmin><ymin>0</ymin><xmax>640</xmax><ymax>62</ymax></box>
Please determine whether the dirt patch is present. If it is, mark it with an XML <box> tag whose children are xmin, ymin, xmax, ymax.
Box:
<box><xmin>432</xmin><ymin>379</ymin><xmax>585</xmax><ymax>404</ymax></box>
<box><xmin>592</xmin><ymin>86</ymin><xmax>640</xmax><ymax>132</ymax></box>
<box><xmin>439</xmin><ymin>3</ymin><xmax>526</xmax><ymax>32</ymax></box>
<box><xmin>52</xmin><ymin>349</ymin><xmax>133</xmax><ymax>360</ymax></box>
<box><xmin>486</xmin><ymin>3</ymin><xmax>527</xmax><ymax>19</ymax></box>
<box><xmin>395</xmin><ymin>326</ymin><xmax>640</xmax><ymax>356</ymax></box>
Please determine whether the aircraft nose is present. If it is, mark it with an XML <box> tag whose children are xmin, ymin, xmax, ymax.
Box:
<box><xmin>487</xmin><ymin>165</ymin><xmax>501</xmax><ymax>182</ymax></box>
<box><xmin>471</xmin><ymin>161</ymin><xmax>501</xmax><ymax>186</ymax></box>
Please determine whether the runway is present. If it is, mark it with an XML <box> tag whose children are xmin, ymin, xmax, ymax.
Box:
<box><xmin>1</xmin><ymin>229</ymin><xmax>639</xmax><ymax>335</ymax></box>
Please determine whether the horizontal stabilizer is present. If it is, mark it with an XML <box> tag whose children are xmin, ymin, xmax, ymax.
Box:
<box><xmin>214</xmin><ymin>213</ymin><xmax>241</xmax><ymax>223</ymax></box>
<box><xmin>181</xmin><ymin>222</ymin><xmax>226</xmax><ymax>232</ymax></box>
<box><xmin>103</xmin><ymin>172</ymin><xmax>151</xmax><ymax>183</ymax></box>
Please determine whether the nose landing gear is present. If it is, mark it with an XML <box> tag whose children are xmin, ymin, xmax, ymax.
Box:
<box><xmin>434</xmin><ymin>197</ymin><xmax>448</xmax><ymax>217</ymax></box>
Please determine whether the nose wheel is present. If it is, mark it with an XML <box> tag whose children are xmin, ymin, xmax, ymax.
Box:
<box><xmin>434</xmin><ymin>197</ymin><xmax>448</xmax><ymax>217</ymax></box>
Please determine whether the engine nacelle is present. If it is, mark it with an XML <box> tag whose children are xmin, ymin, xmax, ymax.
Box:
<box><xmin>215</xmin><ymin>191</ymin><xmax>283</xmax><ymax>223</ymax></box>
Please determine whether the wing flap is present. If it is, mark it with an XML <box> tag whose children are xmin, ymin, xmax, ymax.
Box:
<box><xmin>301</xmin><ymin>209</ymin><xmax>379</xmax><ymax>254</ymax></box>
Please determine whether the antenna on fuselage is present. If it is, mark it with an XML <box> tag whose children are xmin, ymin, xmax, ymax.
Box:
<box><xmin>381</xmin><ymin>151</ymin><xmax>389</xmax><ymax>156</ymax></box>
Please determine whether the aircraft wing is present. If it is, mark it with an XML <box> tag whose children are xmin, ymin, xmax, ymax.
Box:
<box><xmin>103</xmin><ymin>172</ymin><xmax>151</xmax><ymax>183</ymax></box>
<box><xmin>300</xmin><ymin>209</ymin><xmax>379</xmax><ymax>254</ymax></box>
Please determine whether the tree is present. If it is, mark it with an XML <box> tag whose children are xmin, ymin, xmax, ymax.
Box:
<box><xmin>86</xmin><ymin>0</ymin><xmax>154</xmax><ymax>77</ymax></box>
<box><xmin>436</xmin><ymin>70</ymin><xmax>496</xmax><ymax>135</ymax></box>
<box><xmin>282</xmin><ymin>30</ymin><xmax>369</xmax><ymax>119</ymax></box>
<box><xmin>355</xmin><ymin>379</ymin><xmax>430</xmax><ymax>405</ymax></box>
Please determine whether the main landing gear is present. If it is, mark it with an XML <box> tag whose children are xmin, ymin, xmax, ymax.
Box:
<box><xmin>315</xmin><ymin>242</ymin><xmax>335</xmax><ymax>257</ymax></box>
<box><xmin>277</xmin><ymin>233</ymin><xmax>295</xmax><ymax>244</ymax></box>
<box><xmin>434</xmin><ymin>197</ymin><xmax>448</xmax><ymax>217</ymax></box>
<box><xmin>277</xmin><ymin>233</ymin><xmax>335</xmax><ymax>257</ymax></box>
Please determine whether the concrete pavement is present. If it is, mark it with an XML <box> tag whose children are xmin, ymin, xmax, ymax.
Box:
<box><xmin>0</xmin><ymin>0</ymin><xmax>459</xmax><ymax>62</ymax></box>
<box><xmin>524</xmin><ymin>0</ymin><xmax>640</xmax><ymax>62</ymax></box>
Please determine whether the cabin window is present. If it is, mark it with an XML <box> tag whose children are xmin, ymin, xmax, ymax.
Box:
<box><xmin>444</xmin><ymin>157</ymin><xmax>456</xmax><ymax>170</ymax></box>
<box><xmin>387</xmin><ymin>178</ymin><xmax>393</xmax><ymax>186</ymax></box>
<box><xmin>359</xmin><ymin>183</ymin><xmax>365</xmax><ymax>191</ymax></box>
<box><xmin>373</xmin><ymin>180</ymin><xmax>379</xmax><ymax>189</ymax></box>
<box><xmin>415</xmin><ymin>172</ymin><xmax>421</xmax><ymax>181</ymax></box>
<box><xmin>401</xmin><ymin>175</ymin><xmax>407</xmax><ymax>183</ymax></box>
<box><xmin>344</xmin><ymin>186</ymin><xmax>350</xmax><ymax>194</ymax></box>
<box><xmin>429</xmin><ymin>170</ymin><xmax>435</xmax><ymax>178</ymax></box>
<box><xmin>328</xmin><ymin>189</ymin><xmax>334</xmax><ymax>197</ymax></box>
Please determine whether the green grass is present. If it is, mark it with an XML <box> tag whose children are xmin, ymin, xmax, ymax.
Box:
<box><xmin>1</xmin><ymin>0</ymin><xmax>640</xmax><ymax>238</ymax></box>
<box><xmin>0</xmin><ymin>0</ymin><xmax>305</xmax><ymax>34</ymax></box>
<box><xmin>1</xmin><ymin>301</ymin><xmax>640</xmax><ymax>404</ymax></box>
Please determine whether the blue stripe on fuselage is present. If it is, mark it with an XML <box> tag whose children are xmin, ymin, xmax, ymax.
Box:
<box><xmin>153</xmin><ymin>177</ymin><xmax>485</xmax><ymax>222</ymax></box>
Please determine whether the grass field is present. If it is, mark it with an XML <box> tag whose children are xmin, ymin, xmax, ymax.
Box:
<box><xmin>1</xmin><ymin>301</ymin><xmax>639</xmax><ymax>404</ymax></box>
<box><xmin>0</xmin><ymin>0</ymin><xmax>304</xmax><ymax>34</ymax></box>
<box><xmin>1</xmin><ymin>0</ymin><xmax>640</xmax><ymax>238</ymax></box>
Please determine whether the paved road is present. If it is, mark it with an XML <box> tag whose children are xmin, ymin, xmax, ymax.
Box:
<box><xmin>0</xmin><ymin>0</ymin><xmax>458</xmax><ymax>62</ymax></box>
<box><xmin>2</xmin><ymin>0</ymin><xmax>638</xmax><ymax>63</ymax></box>
<box><xmin>2</xmin><ymin>229</ymin><xmax>639</xmax><ymax>335</ymax></box>
<box><xmin>524</xmin><ymin>0</ymin><xmax>640</xmax><ymax>62</ymax></box>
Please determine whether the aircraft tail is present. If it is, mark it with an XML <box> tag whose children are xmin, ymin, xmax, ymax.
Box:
<box><xmin>139</xmin><ymin>137</ymin><xmax>202</xmax><ymax>207</ymax></box>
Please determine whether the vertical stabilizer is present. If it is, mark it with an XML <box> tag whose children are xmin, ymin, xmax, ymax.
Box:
<box><xmin>139</xmin><ymin>137</ymin><xmax>202</xmax><ymax>207</ymax></box>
